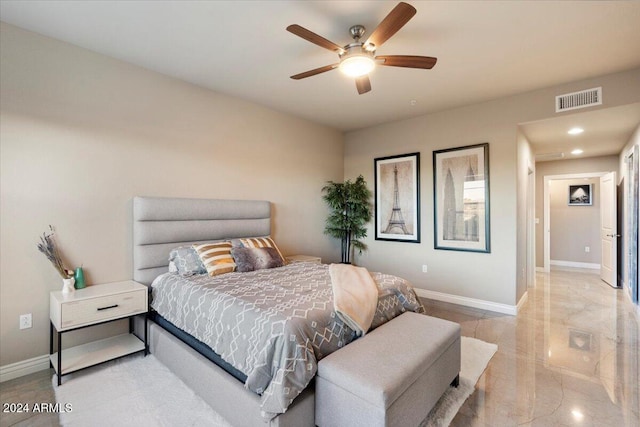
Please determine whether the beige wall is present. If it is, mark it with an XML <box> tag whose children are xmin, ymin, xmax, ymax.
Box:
<box><xmin>535</xmin><ymin>156</ymin><xmax>620</xmax><ymax>268</ymax></box>
<box><xmin>345</xmin><ymin>108</ymin><xmax>519</xmax><ymax>307</ymax></box>
<box><xmin>549</xmin><ymin>178</ymin><xmax>601</xmax><ymax>265</ymax></box>
<box><xmin>0</xmin><ymin>24</ymin><xmax>344</xmax><ymax>367</ymax></box>
<box><xmin>345</xmin><ymin>71</ymin><xmax>640</xmax><ymax>308</ymax></box>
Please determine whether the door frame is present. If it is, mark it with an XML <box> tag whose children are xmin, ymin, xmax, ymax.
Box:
<box><xmin>543</xmin><ymin>171</ymin><xmax>608</xmax><ymax>272</ymax></box>
<box><xmin>527</xmin><ymin>166</ymin><xmax>536</xmax><ymax>287</ymax></box>
<box><xmin>623</xmin><ymin>145</ymin><xmax>639</xmax><ymax>303</ymax></box>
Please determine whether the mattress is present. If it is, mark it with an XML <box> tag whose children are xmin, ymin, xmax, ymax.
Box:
<box><xmin>150</xmin><ymin>261</ymin><xmax>424</xmax><ymax>420</ymax></box>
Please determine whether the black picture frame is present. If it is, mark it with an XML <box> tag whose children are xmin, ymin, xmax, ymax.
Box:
<box><xmin>433</xmin><ymin>143</ymin><xmax>490</xmax><ymax>253</ymax></box>
<box><xmin>568</xmin><ymin>184</ymin><xmax>593</xmax><ymax>206</ymax></box>
<box><xmin>374</xmin><ymin>153</ymin><xmax>420</xmax><ymax>243</ymax></box>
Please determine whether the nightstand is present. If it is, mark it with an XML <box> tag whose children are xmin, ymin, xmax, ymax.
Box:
<box><xmin>286</xmin><ymin>255</ymin><xmax>322</xmax><ymax>264</ymax></box>
<box><xmin>49</xmin><ymin>280</ymin><xmax>148</xmax><ymax>385</ymax></box>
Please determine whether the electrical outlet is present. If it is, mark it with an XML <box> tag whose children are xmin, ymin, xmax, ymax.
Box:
<box><xmin>422</xmin><ymin>265</ymin><xmax>428</xmax><ymax>273</ymax></box>
<box><xmin>19</xmin><ymin>313</ymin><xmax>32</xmax><ymax>330</ymax></box>
<box><xmin>585</xmin><ymin>246</ymin><xmax>590</xmax><ymax>253</ymax></box>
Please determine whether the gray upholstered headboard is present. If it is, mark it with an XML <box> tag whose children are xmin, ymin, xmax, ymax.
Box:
<box><xmin>133</xmin><ymin>196</ymin><xmax>271</xmax><ymax>285</ymax></box>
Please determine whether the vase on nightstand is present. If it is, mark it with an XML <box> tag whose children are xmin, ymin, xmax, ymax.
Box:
<box><xmin>62</xmin><ymin>277</ymin><xmax>75</xmax><ymax>294</ymax></box>
<box><xmin>74</xmin><ymin>267</ymin><xmax>86</xmax><ymax>289</ymax></box>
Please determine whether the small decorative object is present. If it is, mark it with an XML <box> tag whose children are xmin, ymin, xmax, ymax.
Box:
<box><xmin>37</xmin><ymin>225</ymin><xmax>74</xmax><ymax>291</ymax></box>
<box><xmin>433</xmin><ymin>143</ymin><xmax>490</xmax><ymax>253</ymax></box>
<box><xmin>74</xmin><ymin>266</ymin><xmax>86</xmax><ymax>289</ymax></box>
<box><xmin>568</xmin><ymin>184</ymin><xmax>592</xmax><ymax>206</ymax></box>
<box><xmin>62</xmin><ymin>277</ymin><xmax>75</xmax><ymax>294</ymax></box>
<box><xmin>322</xmin><ymin>175</ymin><xmax>372</xmax><ymax>264</ymax></box>
<box><xmin>374</xmin><ymin>152</ymin><xmax>420</xmax><ymax>243</ymax></box>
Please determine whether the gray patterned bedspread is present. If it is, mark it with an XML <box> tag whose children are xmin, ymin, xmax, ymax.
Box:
<box><xmin>150</xmin><ymin>261</ymin><xmax>424</xmax><ymax>420</ymax></box>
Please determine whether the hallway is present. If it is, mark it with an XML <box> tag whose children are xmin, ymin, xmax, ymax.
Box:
<box><xmin>425</xmin><ymin>268</ymin><xmax>640</xmax><ymax>426</ymax></box>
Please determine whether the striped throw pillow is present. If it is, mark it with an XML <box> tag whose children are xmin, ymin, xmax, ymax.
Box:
<box><xmin>193</xmin><ymin>242</ymin><xmax>236</xmax><ymax>276</ymax></box>
<box><xmin>239</xmin><ymin>237</ymin><xmax>285</xmax><ymax>264</ymax></box>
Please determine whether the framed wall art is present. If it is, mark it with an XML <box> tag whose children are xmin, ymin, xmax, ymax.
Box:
<box><xmin>568</xmin><ymin>184</ymin><xmax>592</xmax><ymax>206</ymax></box>
<box><xmin>433</xmin><ymin>143</ymin><xmax>490</xmax><ymax>253</ymax></box>
<box><xmin>374</xmin><ymin>152</ymin><xmax>420</xmax><ymax>243</ymax></box>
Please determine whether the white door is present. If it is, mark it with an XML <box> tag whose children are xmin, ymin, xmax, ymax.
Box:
<box><xmin>600</xmin><ymin>172</ymin><xmax>617</xmax><ymax>287</ymax></box>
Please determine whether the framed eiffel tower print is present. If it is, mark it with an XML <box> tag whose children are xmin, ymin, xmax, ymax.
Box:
<box><xmin>433</xmin><ymin>143</ymin><xmax>490</xmax><ymax>253</ymax></box>
<box><xmin>374</xmin><ymin>152</ymin><xmax>420</xmax><ymax>243</ymax></box>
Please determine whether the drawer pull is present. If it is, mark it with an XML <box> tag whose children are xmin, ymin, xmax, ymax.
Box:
<box><xmin>97</xmin><ymin>304</ymin><xmax>119</xmax><ymax>311</ymax></box>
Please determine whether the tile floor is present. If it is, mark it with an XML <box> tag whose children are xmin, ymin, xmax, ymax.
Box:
<box><xmin>1</xmin><ymin>267</ymin><xmax>638</xmax><ymax>426</ymax></box>
<box><xmin>429</xmin><ymin>268</ymin><xmax>640</xmax><ymax>427</ymax></box>
<box><xmin>0</xmin><ymin>368</ymin><xmax>58</xmax><ymax>427</ymax></box>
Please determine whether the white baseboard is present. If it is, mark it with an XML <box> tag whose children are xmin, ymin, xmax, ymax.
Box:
<box><xmin>0</xmin><ymin>354</ymin><xmax>50</xmax><ymax>383</ymax></box>
<box><xmin>550</xmin><ymin>260</ymin><xmax>600</xmax><ymax>270</ymax></box>
<box><xmin>414</xmin><ymin>288</ymin><xmax>517</xmax><ymax>316</ymax></box>
<box><xmin>516</xmin><ymin>291</ymin><xmax>528</xmax><ymax>312</ymax></box>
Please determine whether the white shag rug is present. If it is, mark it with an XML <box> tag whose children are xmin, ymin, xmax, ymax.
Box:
<box><xmin>421</xmin><ymin>336</ymin><xmax>498</xmax><ymax>427</ymax></box>
<box><xmin>54</xmin><ymin>336</ymin><xmax>497</xmax><ymax>427</ymax></box>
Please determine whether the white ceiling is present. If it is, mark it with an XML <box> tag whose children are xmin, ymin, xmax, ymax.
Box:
<box><xmin>1</xmin><ymin>1</ymin><xmax>639</xmax><ymax>152</ymax></box>
<box><xmin>522</xmin><ymin>103</ymin><xmax>640</xmax><ymax>161</ymax></box>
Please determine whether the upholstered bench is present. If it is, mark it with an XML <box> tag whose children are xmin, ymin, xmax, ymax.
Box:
<box><xmin>315</xmin><ymin>311</ymin><xmax>461</xmax><ymax>427</ymax></box>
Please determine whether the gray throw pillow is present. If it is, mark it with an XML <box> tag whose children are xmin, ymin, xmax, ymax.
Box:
<box><xmin>231</xmin><ymin>247</ymin><xmax>284</xmax><ymax>272</ymax></box>
<box><xmin>168</xmin><ymin>246</ymin><xmax>207</xmax><ymax>276</ymax></box>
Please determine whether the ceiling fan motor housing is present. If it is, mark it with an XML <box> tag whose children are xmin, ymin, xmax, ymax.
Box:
<box><xmin>349</xmin><ymin>25</ymin><xmax>366</xmax><ymax>41</ymax></box>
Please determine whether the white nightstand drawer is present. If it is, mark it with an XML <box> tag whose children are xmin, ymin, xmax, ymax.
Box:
<box><xmin>60</xmin><ymin>289</ymin><xmax>146</xmax><ymax>329</ymax></box>
<box><xmin>50</xmin><ymin>281</ymin><xmax>148</xmax><ymax>331</ymax></box>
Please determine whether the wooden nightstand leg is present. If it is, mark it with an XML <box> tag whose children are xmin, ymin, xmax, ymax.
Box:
<box><xmin>57</xmin><ymin>331</ymin><xmax>62</xmax><ymax>386</ymax></box>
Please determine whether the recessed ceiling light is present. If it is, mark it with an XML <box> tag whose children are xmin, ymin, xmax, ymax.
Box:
<box><xmin>568</xmin><ymin>127</ymin><xmax>584</xmax><ymax>135</ymax></box>
<box><xmin>571</xmin><ymin>149</ymin><xmax>584</xmax><ymax>155</ymax></box>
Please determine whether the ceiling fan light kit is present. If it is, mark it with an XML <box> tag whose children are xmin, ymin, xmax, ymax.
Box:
<box><xmin>339</xmin><ymin>50</ymin><xmax>375</xmax><ymax>77</ymax></box>
<box><xmin>287</xmin><ymin>2</ymin><xmax>437</xmax><ymax>94</ymax></box>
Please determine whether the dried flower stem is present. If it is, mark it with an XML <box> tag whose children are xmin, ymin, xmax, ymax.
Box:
<box><xmin>37</xmin><ymin>225</ymin><xmax>72</xmax><ymax>279</ymax></box>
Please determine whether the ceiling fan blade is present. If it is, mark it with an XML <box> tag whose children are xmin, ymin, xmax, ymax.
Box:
<box><xmin>365</xmin><ymin>2</ymin><xmax>417</xmax><ymax>49</ymax></box>
<box><xmin>290</xmin><ymin>64</ymin><xmax>339</xmax><ymax>80</ymax></box>
<box><xmin>356</xmin><ymin>75</ymin><xmax>371</xmax><ymax>94</ymax></box>
<box><xmin>287</xmin><ymin>24</ymin><xmax>344</xmax><ymax>53</ymax></box>
<box><xmin>376</xmin><ymin>55</ymin><xmax>437</xmax><ymax>69</ymax></box>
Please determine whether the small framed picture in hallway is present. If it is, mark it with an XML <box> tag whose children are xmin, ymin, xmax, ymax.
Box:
<box><xmin>568</xmin><ymin>184</ymin><xmax>593</xmax><ymax>206</ymax></box>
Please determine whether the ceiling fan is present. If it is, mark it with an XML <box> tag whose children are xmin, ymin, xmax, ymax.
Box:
<box><xmin>287</xmin><ymin>2</ymin><xmax>437</xmax><ymax>95</ymax></box>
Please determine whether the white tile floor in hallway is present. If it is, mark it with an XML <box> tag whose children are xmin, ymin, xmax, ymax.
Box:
<box><xmin>424</xmin><ymin>267</ymin><xmax>640</xmax><ymax>427</ymax></box>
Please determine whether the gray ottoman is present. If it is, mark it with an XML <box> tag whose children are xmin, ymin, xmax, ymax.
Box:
<box><xmin>315</xmin><ymin>312</ymin><xmax>461</xmax><ymax>427</ymax></box>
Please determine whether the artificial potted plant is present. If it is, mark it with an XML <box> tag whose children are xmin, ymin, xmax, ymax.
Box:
<box><xmin>322</xmin><ymin>175</ymin><xmax>372</xmax><ymax>264</ymax></box>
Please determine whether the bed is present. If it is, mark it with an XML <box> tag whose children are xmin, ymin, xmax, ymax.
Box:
<box><xmin>133</xmin><ymin>196</ymin><xmax>424</xmax><ymax>426</ymax></box>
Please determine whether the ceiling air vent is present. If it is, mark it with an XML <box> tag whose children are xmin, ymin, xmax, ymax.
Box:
<box><xmin>555</xmin><ymin>87</ymin><xmax>602</xmax><ymax>113</ymax></box>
